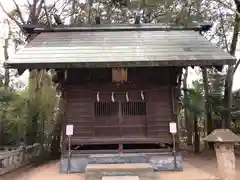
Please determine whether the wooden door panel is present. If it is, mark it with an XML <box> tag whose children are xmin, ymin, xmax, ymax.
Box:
<box><xmin>94</xmin><ymin>127</ymin><xmax>120</xmax><ymax>137</ymax></box>
<box><xmin>94</xmin><ymin>117</ymin><xmax>119</xmax><ymax>126</ymax></box>
<box><xmin>121</xmin><ymin>116</ymin><xmax>145</xmax><ymax>126</ymax></box>
<box><xmin>122</xmin><ymin>127</ymin><xmax>146</xmax><ymax>137</ymax></box>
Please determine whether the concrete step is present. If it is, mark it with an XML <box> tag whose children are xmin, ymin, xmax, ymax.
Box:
<box><xmin>60</xmin><ymin>153</ymin><xmax>184</xmax><ymax>173</ymax></box>
<box><xmin>88</xmin><ymin>154</ymin><xmax>149</xmax><ymax>164</ymax></box>
<box><xmin>102</xmin><ymin>176</ymin><xmax>139</xmax><ymax>180</ymax></box>
<box><xmin>87</xmin><ymin>153</ymin><xmax>183</xmax><ymax>172</ymax></box>
<box><xmin>85</xmin><ymin>163</ymin><xmax>154</xmax><ymax>180</ymax></box>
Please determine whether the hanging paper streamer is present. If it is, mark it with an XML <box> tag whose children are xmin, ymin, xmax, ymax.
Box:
<box><xmin>96</xmin><ymin>92</ymin><xmax>100</xmax><ymax>102</ymax></box>
<box><xmin>126</xmin><ymin>92</ymin><xmax>129</xmax><ymax>102</ymax></box>
<box><xmin>111</xmin><ymin>92</ymin><xmax>115</xmax><ymax>102</ymax></box>
<box><xmin>141</xmin><ymin>91</ymin><xmax>144</xmax><ymax>100</ymax></box>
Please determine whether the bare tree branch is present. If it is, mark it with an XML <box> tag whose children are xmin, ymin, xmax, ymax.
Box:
<box><xmin>222</xmin><ymin>0</ymin><xmax>240</xmax><ymax>129</ymax></box>
<box><xmin>149</xmin><ymin>11</ymin><xmax>168</xmax><ymax>23</ymax></box>
<box><xmin>12</xmin><ymin>0</ymin><xmax>25</xmax><ymax>24</ymax></box>
<box><xmin>4</xmin><ymin>19</ymin><xmax>11</xmax><ymax>88</ymax></box>
<box><xmin>31</xmin><ymin>0</ymin><xmax>38</xmax><ymax>23</ymax></box>
<box><xmin>43</xmin><ymin>0</ymin><xmax>52</xmax><ymax>28</ymax></box>
<box><xmin>230</xmin><ymin>16</ymin><xmax>240</xmax><ymax>56</ymax></box>
<box><xmin>219</xmin><ymin>8</ymin><xmax>229</xmax><ymax>52</ymax></box>
<box><xmin>0</xmin><ymin>2</ymin><xmax>23</xmax><ymax>30</ymax></box>
<box><xmin>233</xmin><ymin>59</ymin><xmax>240</xmax><ymax>74</ymax></box>
<box><xmin>212</xmin><ymin>0</ymin><xmax>240</xmax><ymax>17</ymax></box>
<box><xmin>59</xmin><ymin>1</ymin><xmax>72</xmax><ymax>16</ymax></box>
<box><xmin>232</xmin><ymin>13</ymin><xmax>240</xmax><ymax>73</ymax></box>
<box><xmin>26</xmin><ymin>0</ymin><xmax>32</xmax><ymax>8</ymax></box>
<box><xmin>36</xmin><ymin>0</ymin><xmax>44</xmax><ymax>18</ymax></box>
<box><xmin>39</xmin><ymin>0</ymin><xmax>61</xmax><ymax>20</ymax></box>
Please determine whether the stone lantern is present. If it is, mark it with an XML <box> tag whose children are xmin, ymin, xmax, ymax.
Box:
<box><xmin>204</xmin><ymin>129</ymin><xmax>240</xmax><ymax>180</ymax></box>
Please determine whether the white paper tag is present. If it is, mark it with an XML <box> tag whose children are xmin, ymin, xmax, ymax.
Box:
<box><xmin>66</xmin><ymin>125</ymin><xmax>74</xmax><ymax>136</ymax></box>
<box><xmin>169</xmin><ymin>122</ymin><xmax>177</xmax><ymax>134</ymax></box>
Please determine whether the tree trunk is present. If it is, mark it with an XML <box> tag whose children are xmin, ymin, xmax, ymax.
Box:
<box><xmin>86</xmin><ymin>0</ymin><xmax>93</xmax><ymax>24</ymax></box>
<box><xmin>1</xmin><ymin>0</ymin><xmax>59</xmax><ymax>156</ymax></box>
<box><xmin>194</xmin><ymin>114</ymin><xmax>200</xmax><ymax>153</ymax></box>
<box><xmin>201</xmin><ymin>67</ymin><xmax>212</xmax><ymax>134</ymax></box>
<box><xmin>3</xmin><ymin>21</ymin><xmax>11</xmax><ymax>89</ymax></box>
<box><xmin>50</xmin><ymin>98</ymin><xmax>62</xmax><ymax>160</ymax></box>
<box><xmin>183</xmin><ymin>67</ymin><xmax>193</xmax><ymax>145</ymax></box>
<box><xmin>223</xmin><ymin>66</ymin><xmax>234</xmax><ymax>129</ymax></box>
<box><xmin>201</xmin><ymin>67</ymin><xmax>214</xmax><ymax>149</ymax></box>
<box><xmin>70</xmin><ymin>0</ymin><xmax>76</xmax><ymax>24</ymax></box>
<box><xmin>223</xmin><ymin>2</ymin><xmax>240</xmax><ymax>129</ymax></box>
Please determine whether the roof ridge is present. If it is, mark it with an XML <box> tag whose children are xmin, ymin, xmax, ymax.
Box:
<box><xmin>22</xmin><ymin>23</ymin><xmax>213</xmax><ymax>34</ymax></box>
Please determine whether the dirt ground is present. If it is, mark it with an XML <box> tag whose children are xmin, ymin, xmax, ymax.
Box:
<box><xmin>1</xmin><ymin>152</ymin><xmax>240</xmax><ymax>180</ymax></box>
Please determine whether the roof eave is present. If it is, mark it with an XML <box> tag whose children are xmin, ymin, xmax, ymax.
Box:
<box><xmin>21</xmin><ymin>23</ymin><xmax>213</xmax><ymax>34</ymax></box>
<box><xmin>5</xmin><ymin>58</ymin><xmax>236</xmax><ymax>70</ymax></box>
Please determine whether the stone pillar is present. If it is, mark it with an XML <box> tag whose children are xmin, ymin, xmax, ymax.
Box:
<box><xmin>19</xmin><ymin>146</ymin><xmax>26</xmax><ymax>164</ymax></box>
<box><xmin>204</xmin><ymin>129</ymin><xmax>240</xmax><ymax>180</ymax></box>
<box><xmin>0</xmin><ymin>158</ymin><xmax>4</xmax><ymax>168</ymax></box>
<box><xmin>215</xmin><ymin>143</ymin><xmax>235</xmax><ymax>180</ymax></box>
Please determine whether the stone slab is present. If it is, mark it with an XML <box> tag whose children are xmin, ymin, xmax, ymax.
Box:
<box><xmin>88</xmin><ymin>154</ymin><xmax>148</xmax><ymax>164</ymax></box>
<box><xmin>59</xmin><ymin>153</ymin><xmax>184</xmax><ymax>173</ymax></box>
<box><xmin>102</xmin><ymin>176</ymin><xmax>139</xmax><ymax>180</ymax></box>
<box><xmin>85</xmin><ymin>163</ymin><xmax>153</xmax><ymax>180</ymax></box>
<box><xmin>86</xmin><ymin>163</ymin><xmax>153</xmax><ymax>172</ymax></box>
<box><xmin>59</xmin><ymin>156</ymin><xmax>88</xmax><ymax>173</ymax></box>
<box><xmin>149</xmin><ymin>154</ymin><xmax>183</xmax><ymax>171</ymax></box>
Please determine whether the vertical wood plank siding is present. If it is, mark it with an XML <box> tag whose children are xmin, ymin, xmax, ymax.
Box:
<box><xmin>64</xmin><ymin>86</ymin><xmax>173</xmax><ymax>144</ymax></box>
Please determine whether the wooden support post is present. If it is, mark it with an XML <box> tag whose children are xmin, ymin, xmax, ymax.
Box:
<box><xmin>119</xmin><ymin>144</ymin><xmax>123</xmax><ymax>154</ymax></box>
<box><xmin>60</xmin><ymin>83</ymin><xmax>66</xmax><ymax>156</ymax></box>
<box><xmin>119</xmin><ymin>100</ymin><xmax>123</xmax><ymax>138</ymax></box>
<box><xmin>169</xmin><ymin>67</ymin><xmax>179</xmax><ymax>150</ymax></box>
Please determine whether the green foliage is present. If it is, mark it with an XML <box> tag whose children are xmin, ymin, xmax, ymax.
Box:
<box><xmin>0</xmin><ymin>70</ymin><xmax>58</xmax><ymax>148</ymax></box>
<box><xmin>183</xmin><ymin>81</ymin><xmax>204</xmax><ymax>116</ymax></box>
<box><xmin>182</xmin><ymin>68</ymin><xmax>240</xmax><ymax>131</ymax></box>
<box><xmin>0</xmin><ymin>86</ymin><xmax>27</xmax><ymax>145</ymax></box>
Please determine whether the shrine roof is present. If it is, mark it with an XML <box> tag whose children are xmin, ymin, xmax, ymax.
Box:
<box><xmin>5</xmin><ymin>23</ymin><xmax>236</xmax><ymax>69</ymax></box>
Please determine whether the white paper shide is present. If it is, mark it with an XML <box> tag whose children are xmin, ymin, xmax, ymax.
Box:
<box><xmin>169</xmin><ymin>122</ymin><xmax>177</xmax><ymax>134</ymax></box>
<box><xmin>66</xmin><ymin>124</ymin><xmax>74</xmax><ymax>136</ymax></box>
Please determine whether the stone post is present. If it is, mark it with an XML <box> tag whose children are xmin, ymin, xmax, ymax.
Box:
<box><xmin>0</xmin><ymin>157</ymin><xmax>4</xmax><ymax>168</ymax></box>
<box><xmin>204</xmin><ymin>129</ymin><xmax>240</xmax><ymax>180</ymax></box>
<box><xmin>19</xmin><ymin>146</ymin><xmax>26</xmax><ymax>164</ymax></box>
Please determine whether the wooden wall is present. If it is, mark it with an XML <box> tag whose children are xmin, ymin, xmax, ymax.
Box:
<box><xmin>62</xmin><ymin>67</ymin><xmax>181</xmax><ymax>146</ymax></box>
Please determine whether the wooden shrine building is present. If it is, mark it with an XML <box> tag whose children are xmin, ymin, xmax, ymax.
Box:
<box><xmin>5</xmin><ymin>24</ymin><xmax>236</xmax><ymax>172</ymax></box>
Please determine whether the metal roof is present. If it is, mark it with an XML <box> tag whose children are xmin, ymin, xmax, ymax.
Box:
<box><xmin>5</xmin><ymin>29</ymin><xmax>236</xmax><ymax>69</ymax></box>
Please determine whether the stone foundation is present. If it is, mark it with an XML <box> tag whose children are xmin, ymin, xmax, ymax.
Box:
<box><xmin>59</xmin><ymin>153</ymin><xmax>183</xmax><ymax>173</ymax></box>
<box><xmin>85</xmin><ymin>163</ymin><xmax>153</xmax><ymax>180</ymax></box>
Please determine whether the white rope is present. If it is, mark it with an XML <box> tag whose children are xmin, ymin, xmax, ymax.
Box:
<box><xmin>111</xmin><ymin>92</ymin><xmax>115</xmax><ymax>102</ymax></box>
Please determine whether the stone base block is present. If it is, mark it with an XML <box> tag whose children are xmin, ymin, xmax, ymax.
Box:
<box><xmin>59</xmin><ymin>153</ymin><xmax>183</xmax><ymax>173</ymax></box>
<box><xmin>88</xmin><ymin>154</ymin><xmax>148</xmax><ymax>164</ymax></box>
<box><xmin>59</xmin><ymin>156</ymin><xmax>88</xmax><ymax>173</ymax></box>
<box><xmin>149</xmin><ymin>154</ymin><xmax>183</xmax><ymax>171</ymax></box>
<box><xmin>102</xmin><ymin>176</ymin><xmax>139</xmax><ymax>180</ymax></box>
<box><xmin>85</xmin><ymin>163</ymin><xmax>153</xmax><ymax>180</ymax></box>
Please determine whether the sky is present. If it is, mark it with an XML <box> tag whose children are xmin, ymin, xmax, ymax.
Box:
<box><xmin>0</xmin><ymin>0</ymin><xmax>240</xmax><ymax>91</ymax></box>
